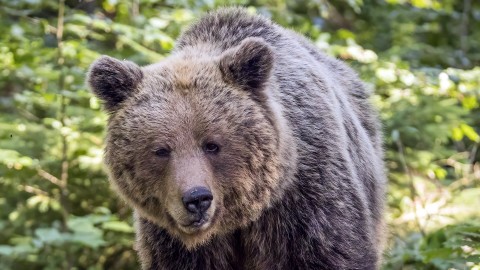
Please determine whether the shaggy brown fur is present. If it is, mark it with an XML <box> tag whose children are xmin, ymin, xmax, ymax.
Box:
<box><xmin>88</xmin><ymin>7</ymin><xmax>386</xmax><ymax>270</ymax></box>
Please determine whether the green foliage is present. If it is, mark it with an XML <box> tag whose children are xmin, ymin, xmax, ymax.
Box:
<box><xmin>0</xmin><ymin>208</ymin><xmax>135</xmax><ymax>269</ymax></box>
<box><xmin>387</xmin><ymin>221</ymin><xmax>480</xmax><ymax>269</ymax></box>
<box><xmin>0</xmin><ymin>0</ymin><xmax>479</xmax><ymax>269</ymax></box>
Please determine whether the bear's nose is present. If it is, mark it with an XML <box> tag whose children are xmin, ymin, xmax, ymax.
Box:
<box><xmin>182</xmin><ymin>187</ymin><xmax>213</xmax><ymax>214</ymax></box>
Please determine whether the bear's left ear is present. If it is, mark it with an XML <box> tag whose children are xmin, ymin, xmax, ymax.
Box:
<box><xmin>87</xmin><ymin>55</ymin><xmax>143</xmax><ymax>112</ymax></box>
<box><xmin>219</xmin><ymin>37</ymin><xmax>274</xmax><ymax>98</ymax></box>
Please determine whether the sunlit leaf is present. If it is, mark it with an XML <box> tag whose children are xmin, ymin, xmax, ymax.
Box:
<box><xmin>460</xmin><ymin>124</ymin><xmax>479</xmax><ymax>143</ymax></box>
<box><xmin>102</xmin><ymin>221</ymin><xmax>134</xmax><ymax>233</ymax></box>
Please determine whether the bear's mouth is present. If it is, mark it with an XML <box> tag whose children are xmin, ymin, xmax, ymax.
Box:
<box><xmin>183</xmin><ymin>216</ymin><xmax>209</xmax><ymax>228</ymax></box>
<box><xmin>166</xmin><ymin>208</ymin><xmax>220</xmax><ymax>235</ymax></box>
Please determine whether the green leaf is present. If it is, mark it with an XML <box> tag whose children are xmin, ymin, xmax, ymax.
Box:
<box><xmin>392</xmin><ymin>130</ymin><xmax>400</xmax><ymax>142</ymax></box>
<box><xmin>452</xmin><ymin>127</ymin><xmax>463</xmax><ymax>141</ymax></box>
<box><xmin>34</xmin><ymin>228</ymin><xmax>69</xmax><ymax>245</ymax></box>
<box><xmin>102</xmin><ymin>221</ymin><xmax>134</xmax><ymax>233</ymax></box>
<box><xmin>460</xmin><ymin>124</ymin><xmax>479</xmax><ymax>142</ymax></box>
<box><xmin>421</xmin><ymin>248</ymin><xmax>455</xmax><ymax>262</ymax></box>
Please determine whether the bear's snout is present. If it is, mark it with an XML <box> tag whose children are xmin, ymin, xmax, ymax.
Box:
<box><xmin>182</xmin><ymin>186</ymin><xmax>213</xmax><ymax>215</ymax></box>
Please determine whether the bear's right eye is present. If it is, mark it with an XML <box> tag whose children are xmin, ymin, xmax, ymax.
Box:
<box><xmin>155</xmin><ymin>148</ymin><xmax>171</xmax><ymax>158</ymax></box>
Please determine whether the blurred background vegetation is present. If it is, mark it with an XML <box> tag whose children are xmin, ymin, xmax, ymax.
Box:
<box><xmin>0</xmin><ymin>0</ymin><xmax>479</xmax><ymax>269</ymax></box>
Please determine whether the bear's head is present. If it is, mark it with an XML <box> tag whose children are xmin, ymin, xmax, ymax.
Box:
<box><xmin>87</xmin><ymin>37</ymin><xmax>296</xmax><ymax>249</ymax></box>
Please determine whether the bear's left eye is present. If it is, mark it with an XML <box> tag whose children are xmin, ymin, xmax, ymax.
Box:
<box><xmin>203</xmin><ymin>142</ymin><xmax>220</xmax><ymax>154</ymax></box>
<box><xmin>155</xmin><ymin>148</ymin><xmax>171</xmax><ymax>157</ymax></box>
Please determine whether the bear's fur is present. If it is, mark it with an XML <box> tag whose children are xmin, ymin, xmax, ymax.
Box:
<box><xmin>88</xmin><ymin>8</ymin><xmax>386</xmax><ymax>270</ymax></box>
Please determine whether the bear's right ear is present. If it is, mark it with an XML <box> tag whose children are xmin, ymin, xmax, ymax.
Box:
<box><xmin>87</xmin><ymin>55</ymin><xmax>143</xmax><ymax>112</ymax></box>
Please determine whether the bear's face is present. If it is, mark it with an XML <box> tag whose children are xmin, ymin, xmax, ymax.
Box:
<box><xmin>88</xmin><ymin>38</ymin><xmax>286</xmax><ymax>248</ymax></box>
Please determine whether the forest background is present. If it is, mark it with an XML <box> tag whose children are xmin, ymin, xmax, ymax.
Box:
<box><xmin>0</xmin><ymin>0</ymin><xmax>479</xmax><ymax>269</ymax></box>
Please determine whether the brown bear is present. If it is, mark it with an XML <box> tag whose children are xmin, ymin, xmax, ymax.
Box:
<box><xmin>87</xmin><ymin>7</ymin><xmax>386</xmax><ymax>270</ymax></box>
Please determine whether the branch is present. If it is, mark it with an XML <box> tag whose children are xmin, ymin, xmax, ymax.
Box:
<box><xmin>469</xmin><ymin>141</ymin><xmax>479</xmax><ymax>173</ymax></box>
<box><xmin>460</xmin><ymin>0</ymin><xmax>471</xmax><ymax>57</ymax></box>
<box><xmin>21</xmin><ymin>185</ymin><xmax>48</xmax><ymax>196</ymax></box>
<box><xmin>56</xmin><ymin>1</ymin><xmax>73</xmax><ymax>268</ymax></box>
<box><xmin>395</xmin><ymin>134</ymin><xmax>426</xmax><ymax>236</ymax></box>
<box><xmin>37</xmin><ymin>168</ymin><xmax>63</xmax><ymax>187</ymax></box>
<box><xmin>56</xmin><ymin>0</ymin><xmax>70</xmax><ymax>215</ymax></box>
